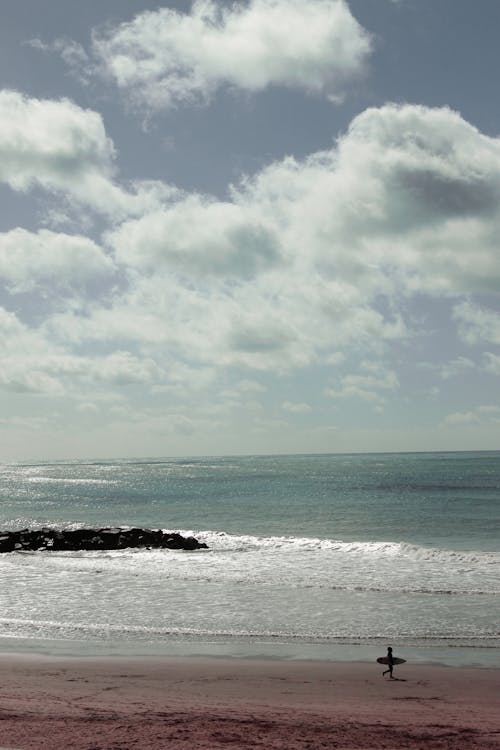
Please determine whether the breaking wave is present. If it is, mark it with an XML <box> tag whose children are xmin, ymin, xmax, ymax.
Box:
<box><xmin>179</xmin><ymin>529</ymin><xmax>500</xmax><ymax>566</ymax></box>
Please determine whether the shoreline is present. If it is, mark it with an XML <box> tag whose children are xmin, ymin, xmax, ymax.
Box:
<box><xmin>1</xmin><ymin>635</ymin><xmax>499</xmax><ymax>668</ymax></box>
<box><xmin>0</xmin><ymin>653</ymin><xmax>498</xmax><ymax>748</ymax></box>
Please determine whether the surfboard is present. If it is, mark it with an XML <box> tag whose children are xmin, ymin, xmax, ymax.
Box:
<box><xmin>377</xmin><ymin>656</ymin><xmax>406</xmax><ymax>665</ymax></box>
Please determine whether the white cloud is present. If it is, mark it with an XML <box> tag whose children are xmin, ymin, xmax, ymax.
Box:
<box><xmin>453</xmin><ymin>302</ymin><xmax>500</xmax><ymax>345</ymax></box>
<box><xmin>6</xmin><ymin>94</ymin><xmax>499</xmax><ymax>330</ymax></box>
<box><xmin>0</xmin><ymin>367</ymin><xmax>62</xmax><ymax>395</ymax></box>
<box><xmin>44</xmin><ymin>266</ymin><xmax>404</xmax><ymax>377</ymax></box>
<box><xmin>28</xmin><ymin>37</ymin><xmax>92</xmax><ymax>86</ymax></box>
<box><xmin>95</xmin><ymin>351</ymin><xmax>162</xmax><ymax>385</ymax></box>
<box><xmin>0</xmin><ymin>90</ymin><xmax>114</xmax><ymax>191</ymax></box>
<box><xmin>48</xmin><ymin>101</ymin><xmax>500</xmax><ymax>380</ymax></box>
<box><xmin>234</xmin><ymin>379</ymin><xmax>267</xmax><ymax>394</ymax></box>
<box><xmin>240</xmin><ymin>103</ymin><xmax>500</xmax><ymax>296</ymax></box>
<box><xmin>0</xmin><ymin>90</ymin><xmax>178</xmax><ymax>220</ymax></box>
<box><xmin>107</xmin><ymin>196</ymin><xmax>281</xmax><ymax>278</ymax></box>
<box><xmin>4</xmin><ymin>98</ymin><xmax>500</xmax><ymax>436</ymax></box>
<box><xmin>442</xmin><ymin>410</ymin><xmax>480</xmax><ymax>426</ymax></box>
<box><xmin>0</xmin><ymin>301</ymin><xmax>162</xmax><ymax>396</ymax></box>
<box><xmin>325</xmin><ymin>366</ymin><xmax>399</xmax><ymax>404</ymax></box>
<box><xmin>483</xmin><ymin>352</ymin><xmax>500</xmax><ymax>375</ymax></box>
<box><xmin>91</xmin><ymin>0</ymin><xmax>371</xmax><ymax>110</ymax></box>
<box><xmin>282</xmin><ymin>401</ymin><xmax>312</xmax><ymax>413</ymax></box>
<box><xmin>0</xmin><ymin>306</ymin><xmax>26</xmax><ymax>337</ymax></box>
<box><xmin>442</xmin><ymin>405</ymin><xmax>500</xmax><ymax>427</ymax></box>
<box><xmin>439</xmin><ymin>356</ymin><xmax>475</xmax><ymax>380</ymax></box>
<box><xmin>0</xmin><ymin>348</ymin><xmax>163</xmax><ymax>396</ymax></box>
<box><xmin>0</xmin><ymin>308</ymin><xmax>65</xmax><ymax>394</ymax></box>
<box><xmin>0</xmin><ymin>228</ymin><xmax>114</xmax><ymax>293</ymax></box>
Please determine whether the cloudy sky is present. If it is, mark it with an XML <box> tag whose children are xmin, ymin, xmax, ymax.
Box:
<box><xmin>1</xmin><ymin>0</ymin><xmax>500</xmax><ymax>460</ymax></box>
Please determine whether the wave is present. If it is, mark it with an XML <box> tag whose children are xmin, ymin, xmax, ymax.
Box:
<box><xmin>1</xmin><ymin>617</ymin><xmax>499</xmax><ymax>647</ymax></box>
<box><xmin>24</xmin><ymin>477</ymin><xmax>117</xmax><ymax>485</ymax></box>
<box><xmin>177</xmin><ymin>529</ymin><xmax>500</xmax><ymax>565</ymax></box>
<box><xmin>2</xmin><ymin>523</ymin><xmax>496</xmax><ymax>566</ymax></box>
<box><xmin>3</xmin><ymin>526</ymin><xmax>499</xmax><ymax>579</ymax></box>
<box><xmin>330</xmin><ymin>585</ymin><xmax>500</xmax><ymax>596</ymax></box>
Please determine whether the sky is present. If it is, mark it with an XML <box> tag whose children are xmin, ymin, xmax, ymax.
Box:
<box><xmin>1</xmin><ymin>0</ymin><xmax>500</xmax><ymax>460</ymax></box>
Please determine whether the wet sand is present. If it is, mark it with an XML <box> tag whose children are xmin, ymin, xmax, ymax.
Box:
<box><xmin>0</xmin><ymin>654</ymin><xmax>498</xmax><ymax>748</ymax></box>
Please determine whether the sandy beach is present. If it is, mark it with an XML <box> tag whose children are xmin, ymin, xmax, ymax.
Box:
<box><xmin>0</xmin><ymin>654</ymin><xmax>498</xmax><ymax>749</ymax></box>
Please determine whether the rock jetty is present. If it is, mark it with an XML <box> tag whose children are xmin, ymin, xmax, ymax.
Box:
<box><xmin>0</xmin><ymin>527</ymin><xmax>208</xmax><ymax>553</ymax></box>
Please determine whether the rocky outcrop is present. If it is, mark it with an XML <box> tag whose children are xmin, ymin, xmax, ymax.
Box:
<box><xmin>0</xmin><ymin>527</ymin><xmax>208</xmax><ymax>553</ymax></box>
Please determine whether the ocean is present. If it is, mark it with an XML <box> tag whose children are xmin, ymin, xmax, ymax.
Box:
<box><xmin>0</xmin><ymin>451</ymin><xmax>499</xmax><ymax>666</ymax></box>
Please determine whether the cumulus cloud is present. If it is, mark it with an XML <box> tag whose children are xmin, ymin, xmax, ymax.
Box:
<box><xmin>0</xmin><ymin>90</ymin><xmax>177</xmax><ymax>220</ymax></box>
<box><xmin>107</xmin><ymin>196</ymin><xmax>281</xmax><ymax>279</ymax></box>
<box><xmin>4</xmin><ymin>99</ymin><xmax>500</xmax><ymax>423</ymax></box>
<box><xmin>0</xmin><ymin>368</ymin><xmax>61</xmax><ymax>395</ymax></box>
<box><xmin>94</xmin><ymin>351</ymin><xmax>162</xmax><ymax>385</ymax></box>
<box><xmin>91</xmin><ymin>0</ymin><xmax>371</xmax><ymax>110</ymax></box>
<box><xmin>238</xmin><ymin>103</ymin><xmax>500</xmax><ymax>296</ymax></box>
<box><xmin>325</xmin><ymin>365</ymin><xmax>399</xmax><ymax>404</ymax></box>
<box><xmin>0</xmin><ymin>228</ymin><xmax>114</xmax><ymax>293</ymax></box>
<box><xmin>341</xmin><ymin>106</ymin><xmax>500</xmax><ymax>292</ymax></box>
<box><xmin>0</xmin><ymin>90</ymin><xmax>114</xmax><ymax>190</ymax></box>
<box><xmin>0</xmin><ymin>345</ymin><xmax>162</xmax><ymax>395</ymax></box>
<box><xmin>0</xmin><ymin>301</ymin><xmax>164</xmax><ymax>397</ymax></box>
<box><xmin>53</xmin><ymin>101</ymin><xmax>498</xmax><ymax>378</ymax></box>
<box><xmin>43</xmin><ymin>266</ymin><xmax>404</xmax><ymax>376</ymax></box>
<box><xmin>0</xmin><ymin>307</ymin><xmax>65</xmax><ymax>393</ymax></box>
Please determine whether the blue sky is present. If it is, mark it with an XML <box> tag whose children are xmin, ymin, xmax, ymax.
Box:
<box><xmin>1</xmin><ymin>0</ymin><xmax>500</xmax><ymax>460</ymax></box>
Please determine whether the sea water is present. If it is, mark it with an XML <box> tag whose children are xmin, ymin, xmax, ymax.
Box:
<box><xmin>0</xmin><ymin>451</ymin><xmax>499</xmax><ymax>666</ymax></box>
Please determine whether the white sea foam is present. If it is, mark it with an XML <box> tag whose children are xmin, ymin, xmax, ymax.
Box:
<box><xmin>176</xmin><ymin>529</ymin><xmax>500</xmax><ymax>565</ymax></box>
<box><xmin>6</xmin><ymin>529</ymin><xmax>493</xmax><ymax>603</ymax></box>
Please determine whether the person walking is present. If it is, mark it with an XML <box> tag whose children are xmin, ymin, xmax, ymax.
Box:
<box><xmin>382</xmin><ymin>646</ymin><xmax>395</xmax><ymax>679</ymax></box>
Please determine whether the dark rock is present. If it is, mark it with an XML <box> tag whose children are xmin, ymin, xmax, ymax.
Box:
<box><xmin>0</xmin><ymin>534</ymin><xmax>15</xmax><ymax>553</ymax></box>
<box><xmin>0</xmin><ymin>527</ymin><xmax>208</xmax><ymax>553</ymax></box>
<box><xmin>184</xmin><ymin>536</ymin><xmax>204</xmax><ymax>551</ymax></box>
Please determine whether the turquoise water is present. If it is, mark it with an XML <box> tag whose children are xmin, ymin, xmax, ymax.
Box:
<box><xmin>0</xmin><ymin>451</ymin><xmax>499</xmax><ymax>665</ymax></box>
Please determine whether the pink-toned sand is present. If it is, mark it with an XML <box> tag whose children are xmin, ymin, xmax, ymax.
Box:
<box><xmin>0</xmin><ymin>654</ymin><xmax>498</xmax><ymax>749</ymax></box>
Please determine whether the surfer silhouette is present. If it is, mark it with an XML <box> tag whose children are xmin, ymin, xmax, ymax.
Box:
<box><xmin>376</xmin><ymin>646</ymin><xmax>406</xmax><ymax>677</ymax></box>
<box><xmin>382</xmin><ymin>646</ymin><xmax>395</xmax><ymax>678</ymax></box>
